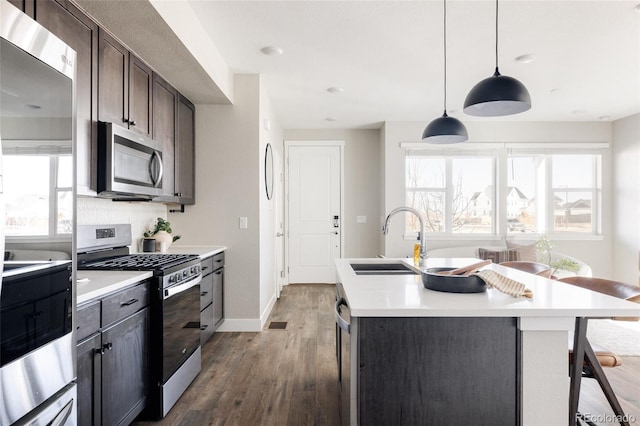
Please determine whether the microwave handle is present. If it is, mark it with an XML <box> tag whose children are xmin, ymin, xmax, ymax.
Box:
<box><xmin>150</xmin><ymin>150</ymin><xmax>163</xmax><ymax>187</ymax></box>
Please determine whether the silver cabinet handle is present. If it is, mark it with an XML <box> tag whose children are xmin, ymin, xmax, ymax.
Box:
<box><xmin>334</xmin><ymin>298</ymin><xmax>350</xmax><ymax>334</ymax></box>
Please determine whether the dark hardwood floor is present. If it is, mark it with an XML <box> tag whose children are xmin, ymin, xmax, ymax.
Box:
<box><xmin>134</xmin><ymin>284</ymin><xmax>341</xmax><ymax>426</ymax></box>
<box><xmin>134</xmin><ymin>284</ymin><xmax>640</xmax><ymax>426</ymax></box>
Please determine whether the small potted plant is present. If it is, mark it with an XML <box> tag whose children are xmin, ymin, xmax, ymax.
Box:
<box><xmin>144</xmin><ymin>217</ymin><xmax>181</xmax><ymax>251</ymax></box>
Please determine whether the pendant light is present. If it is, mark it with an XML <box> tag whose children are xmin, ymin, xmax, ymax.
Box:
<box><xmin>463</xmin><ymin>0</ymin><xmax>531</xmax><ymax>117</ymax></box>
<box><xmin>422</xmin><ymin>0</ymin><xmax>468</xmax><ymax>144</ymax></box>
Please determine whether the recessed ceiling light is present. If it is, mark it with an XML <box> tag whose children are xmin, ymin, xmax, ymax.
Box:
<box><xmin>326</xmin><ymin>117</ymin><xmax>338</xmax><ymax>122</ymax></box>
<box><xmin>514</xmin><ymin>54</ymin><xmax>536</xmax><ymax>64</ymax></box>
<box><xmin>598</xmin><ymin>115</ymin><xmax>610</xmax><ymax>121</ymax></box>
<box><xmin>327</xmin><ymin>87</ymin><xmax>344</xmax><ymax>94</ymax></box>
<box><xmin>550</xmin><ymin>88</ymin><xmax>561</xmax><ymax>93</ymax></box>
<box><xmin>571</xmin><ymin>109</ymin><xmax>587</xmax><ymax>115</ymax></box>
<box><xmin>260</xmin><ymin>46</ymin><xmax>283</xmax><ymax>56</ymax></box>
<box><xmin>448</xmin><ymin>109</ymin><xmax>459</xmax><ymax>114</ymax></box>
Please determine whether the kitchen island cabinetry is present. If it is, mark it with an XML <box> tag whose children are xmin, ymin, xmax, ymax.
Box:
<box><xmin>98</xmin><ymin>29</ymin><xmax>152</xmax><ymax>138</ymax></box>
<box><xmin>76</xmin><ymin>280</ymin><xmax>150</xmax><ymax>426</ymax></box>
<box><xmin>335</xmin><ymin>258</ymin><xmax>640</xmax><ymax>426</ymax></box>
<box><xmin>200</xmin><ymin>251</ymin><xmax>224</xmax><ymax>343</ymax></box>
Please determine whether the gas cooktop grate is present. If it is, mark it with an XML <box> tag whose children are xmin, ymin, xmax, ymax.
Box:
<box><xmin>79</xmin><ymin>254</ymin><xmax>199</xmax><ymax>271</ymax></box>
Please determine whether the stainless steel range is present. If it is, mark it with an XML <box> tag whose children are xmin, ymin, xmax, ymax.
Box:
<box><xmin>78</xmin><ymin>224</ymin><xmax>202</xmax><ymax>419</ymax></box>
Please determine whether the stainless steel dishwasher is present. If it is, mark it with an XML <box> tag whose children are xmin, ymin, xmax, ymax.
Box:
<box><xmin>335</xmin><ymin>282</ymin><xmax>354</xmax><ymax>426</ymax></box>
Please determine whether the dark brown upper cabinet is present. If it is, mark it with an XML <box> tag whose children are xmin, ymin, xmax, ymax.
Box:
<box><xmin>152</xmin><ymin>73</ymin><xmax>177</xmax><ymax>200</ymax></box>
<box><xmin>175</xmin><ymin>94</ymin><xmax>196</xmax><ymax>205</ymax></box>
<box><xmin>35</xmin><ymin>0</ymin><xmax>98</xmax><ymax>195</ymax></box>
<box><xmin>98</xmin><ymin>29</ymin><xmax>152</xmax><ymax>138</ymax></box>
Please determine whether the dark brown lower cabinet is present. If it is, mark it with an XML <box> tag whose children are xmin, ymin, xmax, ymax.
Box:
<box><xmin>76</xmin><ymin>282</ymin><xmax>150</xmax><ymax>425</ymax></box>
<box><xmin>339</xmin><ymin>316</ymin><xmax>520</xmax><ymax>426</ymax></box>
<box><xmin>200</xmin><ymin>252</ymin><xmax>224</xmax><ymax>344</ymax></box>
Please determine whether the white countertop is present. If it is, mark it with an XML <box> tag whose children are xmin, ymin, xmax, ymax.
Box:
<box><xmin>336</xmin><ymin>258</ymin><xmax>640</xmax><ymax>318</ymax></box>
<box><xmin>77</xmin><ymin>270</ymin><xmax>153</xmax><ymax>305</ymax></box>
<box><xmin>77</xmin><ymin>245</ymin><xmax>226</xmax><ymax>304</ymax></box>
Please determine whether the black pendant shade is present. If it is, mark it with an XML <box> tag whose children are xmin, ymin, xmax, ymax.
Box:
<box><xmin>464</xmin><ymin>0</ymin><xmax>531</xmax><ymax>117</ymax></box>
<box><xmin>463</xmin><ymin>67</ymin><xmax>531</xmax><ymax>117</ymax></box>
<box><xmin>422</xmin><ymin>111</ymin><xmax>468</xmax><ymax>144</ymax></box>
<box><xmin>423</xmin><ymin>0</ymin><xmax>468</xmax><ymax>144</ymax></box>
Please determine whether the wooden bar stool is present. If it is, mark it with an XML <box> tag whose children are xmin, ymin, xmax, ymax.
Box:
<box><xmin>499</xmin><ymin>260</ymin><xmax>552</xmax><ymax>278</ymax></box>
<box><xmin>558</xmin><ymin>277</ymin><xmax>640</xmax><ymax>426</ymax></box>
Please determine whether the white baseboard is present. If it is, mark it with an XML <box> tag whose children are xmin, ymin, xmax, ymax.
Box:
<box><xmin>214</xmin><ymin>293</ymin><xmax>278</xmax><ymax>333</ymax></box>
<box><xmin>215</xmin><ymin>319</ymin><xmax>262</xmax><ymax>332</ymax></box>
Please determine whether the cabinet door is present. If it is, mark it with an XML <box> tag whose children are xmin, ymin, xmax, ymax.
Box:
<box><xmin>101</xmin><ymin>308</ymin><xmax>149</xmax><ymax>426</ymax></box>
<box><xmin>212</xmin><ymin>268</ymin><xmax>224</xmax><ymax>328</ymax></box>
<box><xmin>35</xmin><ymin>0</ymin><xmax>98</xmax><ymax>195</ymax></box>
<box><xmin>129</xmin><ymin>55</ymin><xmax>153</xmax><ymax>137</ymax></box>
<box><xmin>98</xmin><ymin>29</ymin><xmax>129</xmax><ymax>127</ymax></box>
<box><xmin>175</xmin><ymin>94</ymin><xmax>195</xmax><ymax>204</ymax></box>
<box><xmin>152</xmin><ymin>74</ymin><xmax>176</xmax><ymax>198</ymax></box>
<box><xmin>77</xmin><ymin>334</ymin><xmax>102</xmax><ymax>426</ymax></box>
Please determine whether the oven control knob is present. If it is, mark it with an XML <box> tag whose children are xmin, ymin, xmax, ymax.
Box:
<box><xmin>169</xmin><ymin>275</ymin><xmax>176</xmax><ymax>284</ymax></box>
<box><xmin>182</xmin><ymin>270</ymin><xmax>188</xmax><ymax>279</ymax></box>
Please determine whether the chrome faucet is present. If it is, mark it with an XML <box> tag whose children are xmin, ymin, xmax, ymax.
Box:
<box><xmin>382</xmin><ymin>206</ymin><xmax>427</xmax><ymax>266</ymax></box>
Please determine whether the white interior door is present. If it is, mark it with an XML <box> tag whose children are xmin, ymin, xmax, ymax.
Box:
<box><xmin>274</xmin><ymin>153</ymin><xmax>285</xmax><ymax>297</ymax></box>
<box><xmin>287</xmin><ymin>144</ymin><xmax>342</xmax><ymax>283</ymax></box>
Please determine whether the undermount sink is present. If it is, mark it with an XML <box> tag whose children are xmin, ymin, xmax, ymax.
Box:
<box><xmin>350</xmin><ymin>262</ymin><xmax>418</xmax><ymax>275</ymax></box>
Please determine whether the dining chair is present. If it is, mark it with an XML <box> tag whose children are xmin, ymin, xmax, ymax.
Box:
<box><xmin>499</xmin><ymin>260</ymin><xmax>552</xmax><ymax>278</ymax></box>
<box><xmin>558</xmin><ymin>276</ymin><xmax>640</xmax><ymax>426</ymax></box>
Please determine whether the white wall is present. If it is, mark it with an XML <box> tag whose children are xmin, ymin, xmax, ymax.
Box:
<box><xmin>612</xmin><ymin>113</ymin><xmax>640</xmax><ymax>284</ymax></box>
<box><xmin>283</xmin><ymin>129</ymin><xmax>381</xmax><ymax>258</ymax></box>
<box><xmin>170</xmin><ymin>74</ymin><xmax>262</xmax><ymax>331</ymax></box>
<box><xmin>381</xmin><ymin>121</ymin><xmax>614</xmax><ymax>277</ymax></box>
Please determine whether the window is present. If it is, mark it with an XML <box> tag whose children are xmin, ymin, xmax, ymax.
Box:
<box><xmin>4</xmin><ymin>154</ymin><xmax>72</xmax><ymax>237</ymax></box>
<box><xmin>405</xmin><ymin>148</ymin><xmax>602</xmax><ymax>237</ymax></box>
<box><xmin>406</xmin><ymin>154</ymin><xmax>494</xmax><ymax>234</ymax></box>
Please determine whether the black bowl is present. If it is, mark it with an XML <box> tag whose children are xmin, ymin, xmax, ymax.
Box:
<box><xmin>422</xmin><ymin>267</ymin><xmax>487</xmax><ymax>293</ymax></box>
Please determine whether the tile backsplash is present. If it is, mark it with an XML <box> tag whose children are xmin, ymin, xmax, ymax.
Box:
<box><xmin>78</xmin><ymin>197</ymin><xmax>168</xmax><ymax>249</ymax></box>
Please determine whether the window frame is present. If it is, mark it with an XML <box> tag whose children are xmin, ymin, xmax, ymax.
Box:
<box><xmin>403</xmin><ymin>143</ymin><xmax>605</xmax><ymax>240</ymax></box>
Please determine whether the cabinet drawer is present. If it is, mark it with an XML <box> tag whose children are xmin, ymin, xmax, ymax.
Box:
<box><xmin>211</xmin><ymin>252</ymin><xmax>225</xmax><ymax>269</ymax></box>
<box><xmin>201</xmin><ymin>256</ymin><xmax>215</xmax><ymax>277</ymax></box>
<box><xmin>77</xmin><ymin>300</ymin><xmax>101</xmax><ymax>342</ymax></box>
<box><xmin>102</xmin><ymin>282</ymin><xmax>149</xmax><ymax>327</ymax></box>
<box><xmin>200</xmin><ymin>273</ymin><xmax>213</xmax><ymax>311</ymax></box>
<box><xmin>200</xmin><ymin>303</ymin><xmax>214</xmax><ymax>345</ymax></box>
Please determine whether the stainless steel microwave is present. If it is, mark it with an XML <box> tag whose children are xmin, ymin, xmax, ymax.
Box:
<box><xmin>98</xmin><ymin>122</ymin><xmax>163</xmax><ymax>199</ymax></box>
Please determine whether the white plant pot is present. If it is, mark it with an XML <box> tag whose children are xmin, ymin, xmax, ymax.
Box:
<box><xmin>153</xmin><ymin>231</ymin><xmax>173</xmax><ymax>252</ymax></box>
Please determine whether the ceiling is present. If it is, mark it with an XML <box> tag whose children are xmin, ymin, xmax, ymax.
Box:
<box><xmin>184</xmin><ymin>0</ymin><xmax>640</xmax><ymax>130</ymax></box>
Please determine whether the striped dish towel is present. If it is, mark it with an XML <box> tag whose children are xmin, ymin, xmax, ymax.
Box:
<box><xmin>473</xmin><ymin>270</ymin><xmax>534</xmax><ymax>299</ymax></box>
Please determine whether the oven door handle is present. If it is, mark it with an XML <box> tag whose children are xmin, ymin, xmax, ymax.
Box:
<box><xmin>164</xmin><ymin>274</ymin><xmax>202</xmax><ymax>300</ymax></box>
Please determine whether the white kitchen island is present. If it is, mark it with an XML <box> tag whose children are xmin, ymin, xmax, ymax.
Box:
<box><xmin>335</xmin><ymin>258</ymin><xmax>640</xmax><ymax>426</ymax></box>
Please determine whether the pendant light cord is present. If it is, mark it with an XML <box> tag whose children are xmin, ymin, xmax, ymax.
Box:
<box><xmin>495</xmin><ymin>0</ymin><xmax>499</xmax><ymax>70</ymax></box>
<box><xmin>443</xmin><ymin>0</ymin><xmax>448</xmax><ymax>112</ymax></box>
